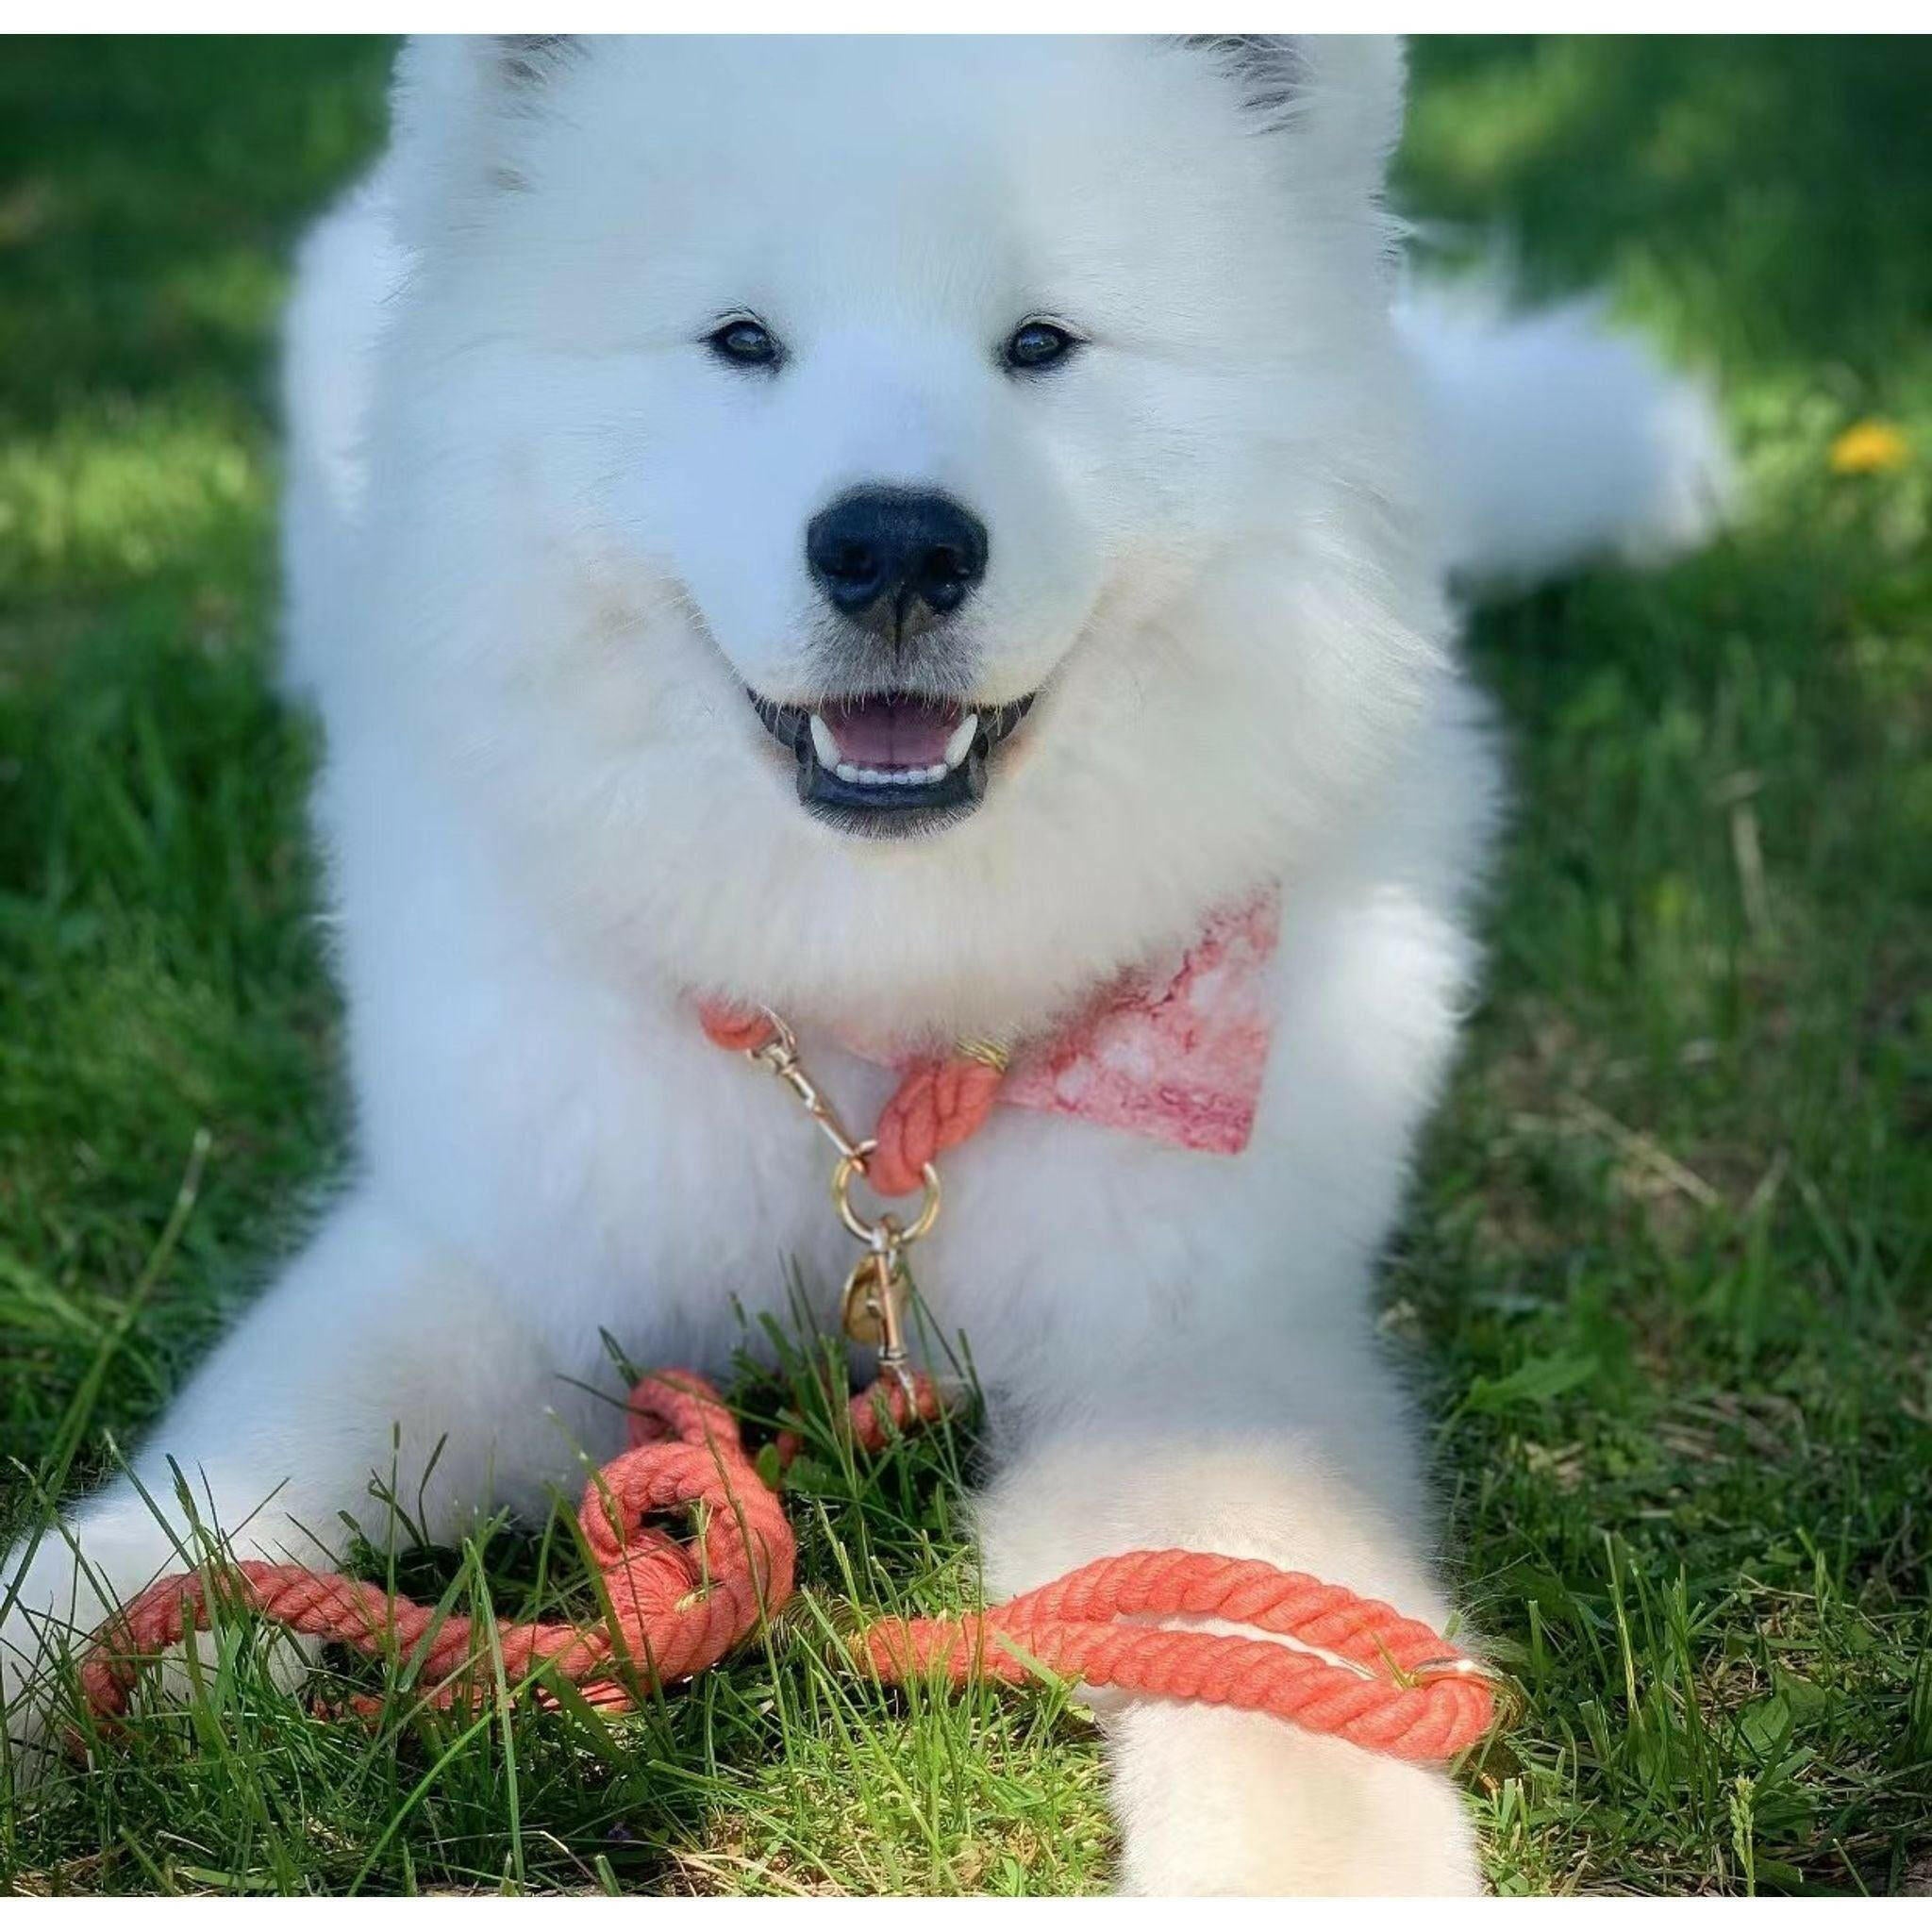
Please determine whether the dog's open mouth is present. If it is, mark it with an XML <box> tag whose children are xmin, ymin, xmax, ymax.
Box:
<box><xmin>748</xmin><ymin>690</ymin><xmax>1036</xmax><ymax>836</ymax></box>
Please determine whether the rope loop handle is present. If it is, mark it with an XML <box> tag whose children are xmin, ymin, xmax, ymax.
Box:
<box><xmin>75</xmin><ymin>1371</ymin><xmax>1494</xmax><ymax>1764</ymax></box>
<box><xmin>858</xmin><ymin>1550</ymin><xmax>1496</xmax><ymax>1761</ymax></box>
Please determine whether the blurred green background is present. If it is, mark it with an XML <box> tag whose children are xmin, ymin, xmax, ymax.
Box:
<box><xmin>2</xmin><ymin>37</ymin><xmax>1928</xmax><ymax>1896</ymax></box>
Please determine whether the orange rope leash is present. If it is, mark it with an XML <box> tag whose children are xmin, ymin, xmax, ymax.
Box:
<box><xmin>77</xmin><ymin>1006</ymin><xmax>1495</xmax><ymax>1762</ymax></box>
<box><xmin>77</xmin><ymin>1369</ymin><xmax>1492</xmax><ymax>1761</ymax></box>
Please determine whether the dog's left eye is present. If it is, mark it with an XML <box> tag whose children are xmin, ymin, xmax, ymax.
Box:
<box><xmin>707</xmin><ymin>317</ymin><xmax>783</xmax><ymax>369</ymax></box>
<box><xmin>1003</xmin><ymin>320</ymin><xmax>1079</xmax><ymax>373</ymax></box>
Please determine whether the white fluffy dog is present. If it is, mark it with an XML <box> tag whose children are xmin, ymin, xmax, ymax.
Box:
<box><xmin>4</xmin><ymin>36</ymin><xmax>1726</xmax><ymax>1893</ymax></box>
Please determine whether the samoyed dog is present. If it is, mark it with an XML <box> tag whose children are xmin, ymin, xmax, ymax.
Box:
<box><xmin>5</xmin><ymin>36</ymin><xmax>1726</xmax><ymax>1892</ymax></box>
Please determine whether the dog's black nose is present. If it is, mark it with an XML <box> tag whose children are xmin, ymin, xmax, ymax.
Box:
<box><xmin>806</xmin><ymin>488</ymin><xmax>988</xmax><ymax>641</ymax></box>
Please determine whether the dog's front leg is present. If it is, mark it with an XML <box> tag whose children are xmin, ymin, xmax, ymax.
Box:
<box><xmin>3</xmin><ymin>1187</ymin><xmax>591</xmax><ymax>1777</ymax></box>
<box><xmin>976</xmin><ymin>1334</ymin><xmax>1481</xmax><ymax>1895</ymax></box>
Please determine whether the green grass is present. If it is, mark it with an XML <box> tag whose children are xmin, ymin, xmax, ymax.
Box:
<box><xmin>2</xmin><ymin>33</ymin><xmax>1928</xmax><ymax>1896</ymax></box>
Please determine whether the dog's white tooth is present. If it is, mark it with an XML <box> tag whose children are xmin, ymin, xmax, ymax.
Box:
<box><xmin>943</xmin><ymin>711</ymin><xmax>979</xmax><ymax>769</ymax></box>
<box><xmin>808</xmin><ymin>714</ymin><xmax>839</xmax><ymax>768</ymax></box>
<box><xmin>924</xmin><ymin>763</ymin><xmax>947</xmax><ymax>782</ymax></box>
<box><xmin>836</xmin><ymin>761</ymin><xmax>860</xmax><ymax>782</ymax></box>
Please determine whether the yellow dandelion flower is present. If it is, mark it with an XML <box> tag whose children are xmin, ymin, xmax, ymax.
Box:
<box><xmin>1828</xmin><ymin>418</ymin><xmax>1910</xmax><ymax>475</ymax></box>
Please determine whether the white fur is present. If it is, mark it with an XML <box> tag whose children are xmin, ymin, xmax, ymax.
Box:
<box><xmin>6</xmin><ymin>36</ymin><xmax>1722</xmax><ymax>1891</ymax></box>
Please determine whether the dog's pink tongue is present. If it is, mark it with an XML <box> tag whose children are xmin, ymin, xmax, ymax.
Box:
<box><xmin>824</xmin><ymin>695</ymin><xmax>959</xmax><ymax>769</ymax></box>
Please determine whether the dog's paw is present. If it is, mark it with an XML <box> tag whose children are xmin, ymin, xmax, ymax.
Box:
<box><xmin>1107</xmin><ymin>1701</ymin><xmax>1481</xmax><ymax>1896</ymax></box>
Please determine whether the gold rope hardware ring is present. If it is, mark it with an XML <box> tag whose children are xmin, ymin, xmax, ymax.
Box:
<box><xmin>832</xmin><ymin>1152</ymin><xmax>941</xmax><ymax>1246</ymax></box>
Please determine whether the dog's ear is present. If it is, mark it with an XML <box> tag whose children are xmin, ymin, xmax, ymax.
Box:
<box><xmin>392</xmin><ymin>32</ymin><xmax>585</xmax><ymax>130</ymax></box>
<box><xmin>1187</xmin><ymin>35</ymin><xmax>1407</xmax><ymax>196</ymax></box>
<box><xmin>384</xmin><ymin>36</ymin><xmax>590</xmax><ymax>243</ymax></box>
<box><xmin>491</xmin><ymin>36</ymin><xmax>583</xmax><ymax>90</ymax></box>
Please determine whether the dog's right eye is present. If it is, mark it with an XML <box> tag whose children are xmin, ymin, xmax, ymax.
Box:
<box><xmin>706</xmin><ymin>317</ymin><xmax>783</xmax><ymax>370</ymax></box>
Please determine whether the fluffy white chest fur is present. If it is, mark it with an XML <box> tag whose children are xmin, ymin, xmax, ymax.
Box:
<box><xmin>4</xmin><ymin>35</ymin><xmax>1725</xmax><ymax>1892</ymax></box>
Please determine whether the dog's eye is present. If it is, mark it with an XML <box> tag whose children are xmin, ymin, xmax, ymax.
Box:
<box><xmin>1003</xmin><ymin>320</ymin><xmax>1078</xmax><ymax>373</ymax></box>
<box><xmin>707</xmin><ymin>317</ymin><xmax>782</xmax><ymax>369</ymax></box>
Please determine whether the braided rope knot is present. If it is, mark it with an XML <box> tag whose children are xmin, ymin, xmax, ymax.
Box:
<box><xmin>77</xmin><ymin>1373</ymin><xmax>1494</xmax><ymax>1764</ymax></box>
<box><xmin>865</xmin><ymin>1056</ymin><xmax>1005</xmax><ymax>1197</ymax></box>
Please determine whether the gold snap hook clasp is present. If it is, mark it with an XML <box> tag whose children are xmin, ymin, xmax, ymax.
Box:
<box><xmin>738</xmin><ymin>1008</ymin><xmax>944</xmax><ymax>1394</ymax></box>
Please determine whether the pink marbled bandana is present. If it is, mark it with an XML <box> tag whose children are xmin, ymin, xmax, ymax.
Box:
<box><xmin>999</xmin><ymin>889</ymin><xmax>1282</xmax><ymax>1156</ymax></box>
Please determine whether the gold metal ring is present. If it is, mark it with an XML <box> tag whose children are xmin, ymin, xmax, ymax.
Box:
<box><xmin>1406</xmin><ymin>1654</ymin><xmax>1519</xmax><ymax>1738</ymax></box>
<box><xmin>1407</xmin><ymin>1655</ymin><xmax>1504</xmax><ymax>1685</ymax></box>
<box><xmin>832</xmin><ymin>1153</ymin><xmax>941</xmax><ymax>1245</ymax></box>
<box><xmin>954</xmin><ymin>1035</ymin><xmax>1012</xmax><ymax>1074</ymax></box>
